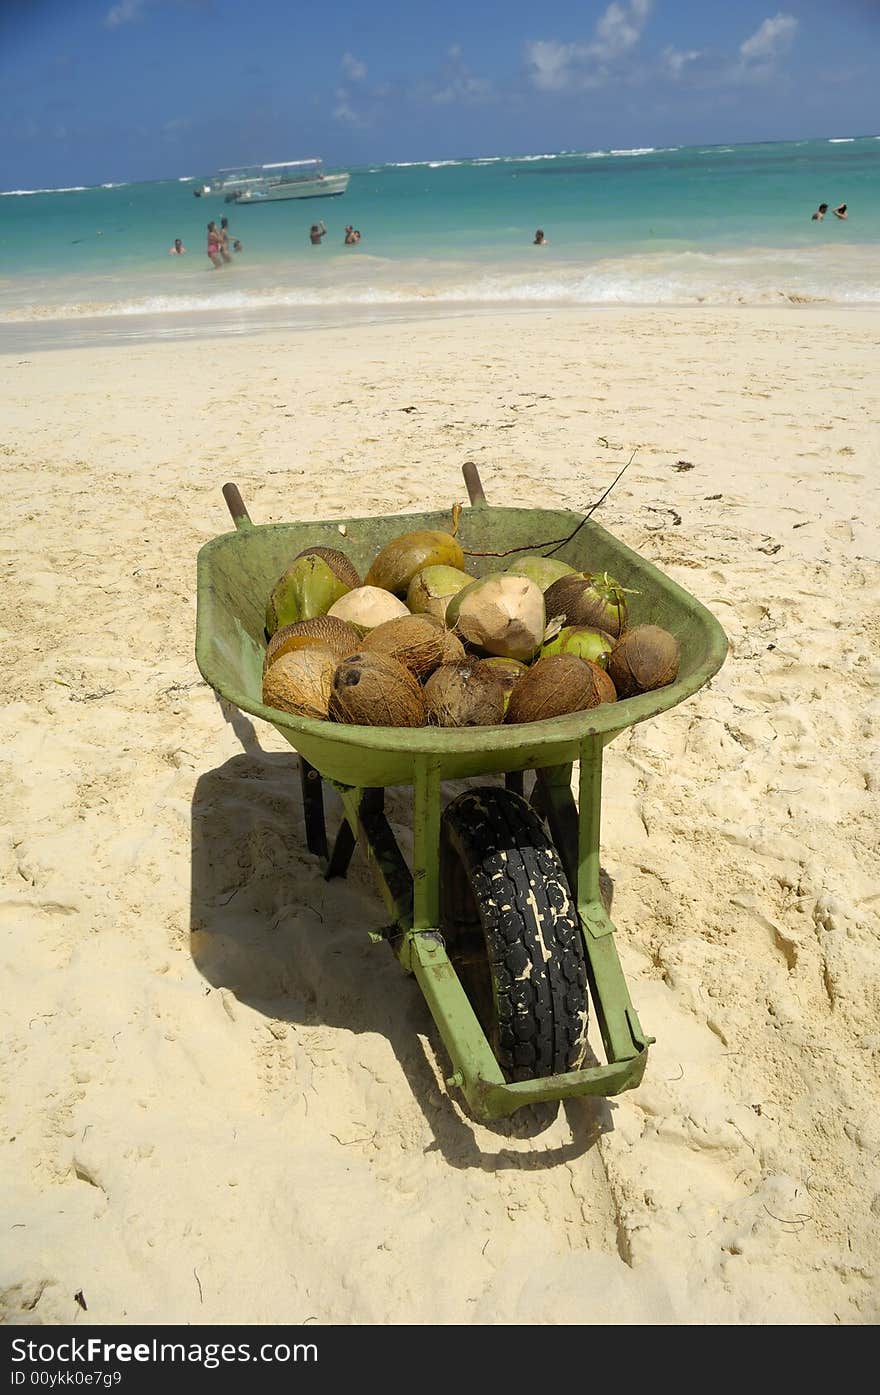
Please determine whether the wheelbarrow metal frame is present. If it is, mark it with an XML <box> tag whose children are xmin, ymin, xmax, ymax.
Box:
<box><xmin>195</xmin><ymin>469</ymin><xmax>728</xmax><ymax>1120</ymax></box>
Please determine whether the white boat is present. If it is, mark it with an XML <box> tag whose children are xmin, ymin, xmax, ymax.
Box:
<box><xmin>192</xmin><ymin>159</ymin><xmax>350</xmax><ymax>204</ymax></box>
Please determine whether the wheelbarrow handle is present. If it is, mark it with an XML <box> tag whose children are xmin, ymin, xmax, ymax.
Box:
<box><xmin>222</xmin><ymin>482</ymin><xmax>252</xmax><ymax>529</ymax></box>
<box><xmin>462</xmin><ymin>461</ymin><xmax>487</xmax><ymax>506</ymax></box>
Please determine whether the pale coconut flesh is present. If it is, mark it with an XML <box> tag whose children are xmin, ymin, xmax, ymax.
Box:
<box><xmin>328</xmin><ymin>586</ymin><xmax>410</xmax><ymax>632</ymax></box>
<box><xmin>446</xmin><ymin>574</ymin><xmax>546</xmax><ymax>662</ymax></box>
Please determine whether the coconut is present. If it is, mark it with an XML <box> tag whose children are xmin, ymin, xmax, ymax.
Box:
<box><xmin>264</xmin><ymin>615</ymin><xmax>361</xmax><ymax>672</ymax></box>
<box><xmin>359</xmin><ymin>614</ymin><xmax>460</xmax><ymax>679</ymax></box>
<box><xmin>423</xmin><ymin>661</ymin><xmax>506</xmax><ymax>727</ymax></box>
<box><xmin>261</xmin><ymin>643</ymin><xmax>336</xmax><ymax>720</ymax></box>
<box><xmin>445</xmin><ymin>573</ymin><xmax>545</xmax><ymax>662</ymax></box>
<box><xmin>327</xmin><ymin>585</ymin><xmax>410</xmax><ymax>633</ymax></box>
<box><xmin>473</xmin><ymin>657</ymin><xmax>527</xmax><ymax>712</ymax></box>
<box><xmin>505</xmin><ymin>654</ymin><xmax>617</xmax><ymax>724</ymax></box>
<box><xmin>366</xmin><ymin>530</ymin><xmax>466</xmax><ymax>597</ymax></box>
<box><xmin>607</xmin><ymin>625</ymin><xmax>681</xmax><ymax>698</ymax></box>
<box><xmin>330</xmin><ymin>652</ymin><xmax>427</xmax><ymax>727</ymax></box>
<box><xmin>541</xmin><ymin>625</ymin><xmax>615</xmax><ymax>668</ymax></box>
<box><xmin>295</xmin><ymin>545</ymin><xmax>360</xmax><ymax>589</ymax></box>
<box><xmin>506</xmin><ymin>556</ymin><xmax>576</xmax><ymax>591</ymax></box>
<box><xmin>407</xmin><ymin>564</ymin><xmax>472</xmax><ymax>620</ymax></box>
<box><xmin>543</xmin><ymin>572</ymin><xmax>629</xmax><ymax>639</ymax></box>
<box><xmin>265</xmin><ymin>547</ymin><xmax>359</xmax><ymax>635</ymax></box>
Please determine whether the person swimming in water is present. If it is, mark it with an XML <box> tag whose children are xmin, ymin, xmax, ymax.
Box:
<box><xmin>533</xmin><ymin>228</ymin><xmax>549</xmax><ymax>245</ymax></box>
<box><xmin>169</xmin><ymin>238</ymin><xmax>186</xmax><ymax>254</ymax></box>
<box><xmin>833</xmin><ymin>203</ymin><xmax>848</xmax><ymax>220</ymax></box>
<box><xmin>811</xmin><ymin>203</ymin><xmax>828</xmax><ymax>221</ymax></box>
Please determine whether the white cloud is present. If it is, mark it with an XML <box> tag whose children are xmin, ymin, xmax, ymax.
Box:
<box><xmin>525</xmin><ymin>1</ymin><xmax>652</xmax><ymax>90</ymax></box>
<box><xmin>341</xmin><ymin>52</ymin><xmax>367</xmax><ymax>82</ymax></box>
<box><xmin>590</xmin><ymin>0</ymin><xmax>653</xmax><ymax>62</ymax></box>
<box><xmin>740</xmin><ymin>13</ymin><xmax>798</xmax><ymax>64</ymax></box>
<box><xmin>333</xmin><ymin>88</ymin><xmax>367</xmax><ymax>126</ymax></box>
<box><xmin>663</xmin><ymin>45</ymin><xmax>700</xmax><ymax>79</ymax></box>
<box><xmin>105</xmin><ymin>0</ymin><xmax>145</xmax><ymax>27</ymax></box>
<box><xmin>524</xmin><ymin>39</ymin><xmax>580</xmax><ymax>92</ymax></box>
<box><xmin>419</xmin><ymin>46</ymin><xmax>494</xmax><ymax>105</ymax></box>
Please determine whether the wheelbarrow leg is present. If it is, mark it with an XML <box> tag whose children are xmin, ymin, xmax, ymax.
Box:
<box><xmin>326</xmin><ymin>788</ymin><xmax>384</xmax><ymax>880</ymax></box>
<box><xmin>299</xmin><ymin>758</ymin><xmax>328</xmax><ymax>861</ymax></box>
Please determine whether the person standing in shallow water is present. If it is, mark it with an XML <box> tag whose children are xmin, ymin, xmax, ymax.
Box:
<box><xmin>218</xmin><ymin>217</ymin><xmax>233</xmax><ymax>263</ymax></box>
<box><xmin>833</xmin><ymin>204</ymin><xmax>848</xmax><ymax>220</ymax></box>
<box><xmin>206</xmin><ymin>222</ymin><xmax>224</xmax><ymax>269</ymax></box>
<box><xmin>811</xmin><ymin>203</ymin><xmax>828</xmax><ymax>221</ymax></box>
<box><xmin>533</xmin><ymin>228</ymin><xmax>549</xmax><ymax>245</ymax></box>
<box><xmin>310</xmin><ymin>220</ymin><xmax>327</xmax><ymax>245</ymax></box>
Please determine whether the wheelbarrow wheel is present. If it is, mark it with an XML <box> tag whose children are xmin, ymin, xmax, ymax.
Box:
<box><xmin>440</xmin><ymin>787</ymin><xmax>589</xmax><ymax>1082</ymax></box>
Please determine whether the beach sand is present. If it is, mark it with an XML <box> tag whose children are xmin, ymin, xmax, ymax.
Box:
<box><xmin>1</xmin><ymin>305</ymin><xmax>878</xmax><ymax>1325</ymax></box>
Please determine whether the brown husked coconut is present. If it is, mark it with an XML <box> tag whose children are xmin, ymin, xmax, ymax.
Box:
<box><xmin>423</xmin><ymin>660</ymin><xmax>506</xmax><ymax>727</ymax></box>
<box><xmin>607</xmin><ymin>625</ymin><xmax>681</xmax><ymax>698</ymax></box>
<box><xmin>473</xmin><ymin>657</ymin><xmax>527</xmax><ymax>712</ymax></box>
<box><xmin>264</xmin><ymin>615</ymin><xmax>362</xmax><ymax>672</ymax></box>
<box><xmin>505</xmin><ymin>654</ymin><xmax>617</xmax><ymax>724</ymax></box>
<box><xmin>327</xmin><ymin>585</ymin><xmax>410</xmax><ymax>632</ymax></box>
<box><xmin>359</xmin><ymin>614</ymin><xmax>460</xmax><ymax>679</ymax></box>
<box><xmin>330</xmin><ymin>652</ymin><xmax>427</xmax><ymax>727</ymax></box>
<box><xmin>261</xmin><ymin>643</ymin><xmax>336</xmax><ymax>720</ymax></box>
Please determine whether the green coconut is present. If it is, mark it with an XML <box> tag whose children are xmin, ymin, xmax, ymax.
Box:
<box><xmin>541</xmin><ymin>625</ymin><xmax>615</xmax><ymax>668</ymax></box>
<box><xmin>423</xmin><ymin>661</ymin><xmax>506</xmax><ymax>727</ymax></box>
<box><xmin>265</xmin><ymin>546</ymin><xmax>360</xmax><ymax>635</ymax></box>
<box><xmin>607</xmin><ymin>625</ymin><xmax>681</xmax><ymax>698</ymax></box>
<box><xmin>505</xmin><ymin>654</ymin><xmax>617</xmax><ymax>724</ymax></box>
<box><xmin>506</xmin><ymin>556</ymin><xmax>577</xmax><ymax>591</ymax></box>
<box><xmin>366</xmin><ymin>530</ymin><xmax>466</xmax><ymax>597</ymax></box>
<box><xmin>329</xmin><ymin>652</ymin><xmax>427</xmax><ymax>727</ymax></box>
<box><xmin>407</xmin><ymin>564</ymin><xmax>472</xmax><ymax>620</ymax></box>
<box><xmin>543</xmin><ymin>572</ymin><xmax>630</xmax><ymax>639</ymax></box>
<box><xmin>446</xmin><ymin>573</ymin><xmax>546</xmax><ymax>662</ymax></box>
<box><xmin>261</xmin><ymin>643</ymin><xmax>336</xmax><ymax>720</ymax></box>
<box><xmin>327</xmin><ymin>586</ymin><xmax>410</xmax><ymax>633</ymax></box>
<box><xmin>264</xmin><ymin>615</ymin><xmax>361</xmax><ymax>673</ymax></box>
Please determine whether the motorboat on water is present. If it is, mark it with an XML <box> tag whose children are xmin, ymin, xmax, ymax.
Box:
<box><xmin>192</xmin><ymin>159</ymin><xmax>349</xmax><ymax>204</ymax></box>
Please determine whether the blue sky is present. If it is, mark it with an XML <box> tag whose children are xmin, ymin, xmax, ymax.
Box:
<box><xmin>2</xmin><ymin>0</ymin><xmax>879</xmax><ymax>186</ymax></box>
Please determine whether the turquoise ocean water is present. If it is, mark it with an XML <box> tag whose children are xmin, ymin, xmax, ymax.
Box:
<box><xmin>1</xmin><ymin>135</ymin><xmax>878</xmax><ymax>348</ymax></box>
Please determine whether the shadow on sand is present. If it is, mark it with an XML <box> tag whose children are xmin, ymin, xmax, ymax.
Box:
<box><xmin>189</xmin><ymin>702</ymin><xmax>615</xmax><ymax>1167</ymax></box>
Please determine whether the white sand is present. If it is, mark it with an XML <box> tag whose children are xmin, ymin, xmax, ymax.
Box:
<box><xmin>1</xmin><ymin>306</ymin><xmax>878</xmax><ymax>1325</ymax></box>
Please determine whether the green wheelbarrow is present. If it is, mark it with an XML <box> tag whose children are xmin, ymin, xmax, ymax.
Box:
<box><xmin>195</xmin><ymin>463</ymin><xmax>728</xmax><ymax>1121</ymax></box>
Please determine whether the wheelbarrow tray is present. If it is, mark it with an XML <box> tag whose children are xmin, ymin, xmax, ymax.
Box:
<box><xmin>196</xmin><ymin>502</ymin><xmax>727</xmax><ymax>786</ymax></box>
<box><xmin>195</xmin><ymin>496</ymin><xmax>728</xmax><ymax>1120</ymax></box>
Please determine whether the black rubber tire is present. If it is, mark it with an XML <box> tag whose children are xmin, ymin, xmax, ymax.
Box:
<box><xmin>439</xmin><ymin>786</ymin><xmax>590</xmax><ymax>1082</ymax></box>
